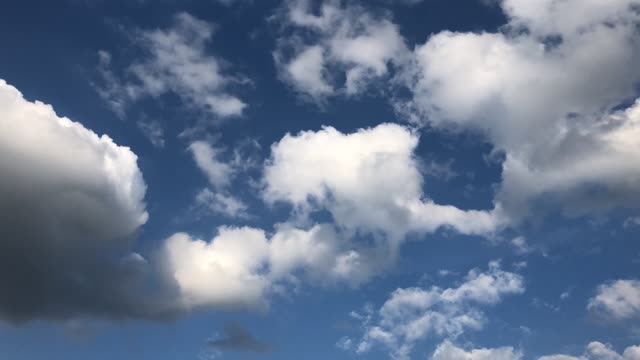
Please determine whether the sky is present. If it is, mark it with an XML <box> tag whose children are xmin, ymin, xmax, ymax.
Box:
<box><xmin>1</xmin><ymin>0</ymin><xmax>640</xmax><ymax>359</ymax></box>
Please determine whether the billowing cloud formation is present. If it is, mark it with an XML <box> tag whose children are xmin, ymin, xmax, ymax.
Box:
<box><xmin>264</xmin><ymin>124</ymin><xmax>504</xmax><ymax>242</ymax></box>
<box><xmin>161</xmin><ymin>124</ymin><xmax>509</xmax><ymax>312</ymax></box>
<box><xmin>97</xmin><ymin>12</ymin><xmax>247</xmax><ymax>120</ymax></box>
<box><xmin>588</xmin><ymin>280</ymin><xmax>640</xmax><ymax>322</ymax></box>
<box><xmin>275</xmin><ymin>0</ymin><xmax>408</xmax><ymax>102</ymax></box>
<box><xmin>341</xmin><ymin>262</ymin><xmax>524</xmax><ymax>359</ymax></box>
<box><xmin>539</xmin><ymin>341</ymin><xmax>640</xmax><ymax>360</ymax></box>
<box><xmin>160</xmin><ymin>224</ymin><xmax>377</xmax><ymax>310</ymax></box>
<box><xmin>405</xmin><ymin>0</ymin><xmax>640</xmax><ymax>222</ymax></box>
<box><xmin>0</xmin><ymin>79</ymin><xmax>150</xmax><ymax>322</ymax></box>
<box><xmin>431</xmin><ymin>341</ymin><xmax>522</xmax><ymax>360</ymax></box>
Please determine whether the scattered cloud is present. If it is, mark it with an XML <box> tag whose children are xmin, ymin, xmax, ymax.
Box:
<box><xmin>274</xmin><ymin>0</ymin><xmax>409</xmax><ymax>102</ymax></box>
<box><xmin>188</xmin><ymin>140</ymin><xmax>248</xmax><ymax>218</ymax></box>
<box><xmin>588</xmin><ymin>280</ymin><xmax>640</xmax><ymax>322</ymax></box>
<box><xmin>510</xmin><ymin>236</ymin><xmax>533</xmax><ymax>255</ymax></box>
<box><xmin>96</xmin><ymin>12</ymin><xmax>247</xmax><ymax>121</ymax></box>
<box><xmin>341</xmin><ymin>261</ymin><xmax>524</xmax><ymax>359</ymax></box>
<box><xmin>539</xmin><ymin>341</ymin><xmax>640</xmax><ymax>360</ymax></box>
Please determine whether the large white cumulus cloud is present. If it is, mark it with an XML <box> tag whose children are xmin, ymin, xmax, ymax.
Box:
<box><xmin>0</xmin><ymin>79</ymin><xmax>149</xmax><ymax>321</ymax></box>
<box><xmin>405</xmin><ymin>0</ymin><xmax>640</xmax><ymax>221</ymax></box>
<box><xmin>264</xmin><ymin>123</ymin><xmax>504</xmax><ymax>242</ymax></box>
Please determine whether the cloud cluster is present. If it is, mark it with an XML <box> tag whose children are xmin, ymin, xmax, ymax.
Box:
<box><xmin>97</xmin><ymin>12</ymin><xmax>247</xmax><ymax>120</ymax></box>
<box><xmin>274</xmin><ymin>0</ymin><xmax>409</xmax><ymax>102</ymax></box>
<box><xmin>404</xmin><ymin>0</ymin><xmax>640</xmax><ymax>222</ymax></box>
<box><xmin>341</xmin><ymin>261</ymin><xmax>524</xmax><ymax>359</ymax></box>
<box><xmin>0</xmin><ymin>79</ymin><xmax>150</xmax><ymax>322</ymax></box>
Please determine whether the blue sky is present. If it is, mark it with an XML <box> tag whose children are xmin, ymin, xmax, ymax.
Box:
<box><xmin>1</xmin><ymin>0</ymin><xmax>640</xmax><ymax>359</ymax></box>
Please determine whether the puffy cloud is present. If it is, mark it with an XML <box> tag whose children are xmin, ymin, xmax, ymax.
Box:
<box><xmin>159</xmin><ymin>223</ymin><xmax>383</xmax><ymax>310</ymax></box>
<box><xmin>161</xmin><ymin>228</ymin><xmax>272</xmax><ymax>310</ymax></box>
<box><xmin>588</xmin><ymin>280</ymin><xmax>640</xmax><ymax>322</ymax></box>
<box><xmin>278</xmin><ymin>45</ymin><xmax>334</xmax><ymax>100</ymax></box>
<box><xmin>0</xmin><ymin>79</ymin><xmax>150</xmax><ymax>322</ymax></box>
<box><xmin>264</xmin><ymin>123</ymin><xmax>504</xmax><ymax>243</ymax></box>
<box><xmin>97</xmin><ymin>12</ymin><xmax>247</xmax><ymax>120</ymax></box>
<box><xmin>404</xmin><ymin>0</ymin><xmax>640</xmax><ymax>222</ymax></box>
<box><xmin>539</xmin><ymin>341</ymin><xmax>640</xmax><ymax>360</ymax></box>
<box><xmin>275</xmin><ymin>0</ymin><xmax>408</xmax><ymax>101</ymax></box>
<box><xmin>431</xmin><ymin>341</ymin><xmax>522</xmax><ymax>360</ymax></box>
<box><xmin>342</xmin><ymin>262</ymin><xmax>524</xmax><ymax>359</ymax></box>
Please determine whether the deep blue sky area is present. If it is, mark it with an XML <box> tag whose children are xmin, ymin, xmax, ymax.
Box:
<box><xmin>1</xmin><ymin>1</ymin><xmax>640</xmax><ymax>360</ymax></box>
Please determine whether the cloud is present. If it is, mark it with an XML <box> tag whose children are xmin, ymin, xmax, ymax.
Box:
<box><xmin>341</xmin><ymin>261</ymin><xmax>524</xmax><ymax>359</ymax></box>
<box><xmin>274</xmin><ymin>0</ymin><xmax>409</xmax><ymax>102</ymax></box>
<box><xmin>97</xmin><ymin>12</ymin><xmax>247</xmax><ymax>121</ymax></box>
<box><xmin>137</xmin><ymin>118</ymin><xmax>165</xmax><ymax>148</ymax></box>
<box><xmin>0</xmin><ymin>79</ymin><xmax>152</xmax><ymax>322</ymax></box>
<box><xmin>431</xmin><ymin>341</ymin><xmax>522</xmax><ymax>360</ymax></box>
<box><xmin>159</xmin><ymin>223</ymin><xmax>379</xmax><ymax>310</ymax></box>
<box><xmin>588</xmin><ymin>280</ymin><xmax>640</xmax><ymax>322</ymax></box>
<box><xmin>510</xmin><ymin>236</ymin><xmax>532</xmax><ymax>255</ymax></box>
<box><xmin>207</xmin><ymin>323</ymin><xmax>275</xmax><ymax>353</ymax></box>
<box><xmin>188</xmin><ymin>140</ymin><xmax>248</xmax><ymax>218</ymax></box>
<box><xmin>433</xmin><ymin>341</ymin><xmax>640</xmax><ymax>360</ymax></box>
<box><xmin>263</xmin><ymin>123</ymin><xmax>504</xmax><ymax>242</ymax></box>
<box><xmin>189</xmin><ymin>141</ymin><xmax>235</xmax><ymax>190</ymax></box>
<box><xmin>539</xmin><ymin>341</ymin><xmax>640</xmax><ymax>360</ymax></box>
<box><xmin>402</xmin><ymin>0</ymin><xmax>640</xmax><ymax>223</ymax></box>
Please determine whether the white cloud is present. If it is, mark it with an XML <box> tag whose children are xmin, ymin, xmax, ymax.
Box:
<box><xmin>511</xmin><ymin>236</ymin><xmax>532</xmax><ymax>255</ymax></box>
<box><xmin>343</xmin><ymin>262</ymin><xmax>524</xmax><ymax>359</ymax></box>
<box><xmin>432</xmin><ymin>341</ymin><xmax>640</xmax><ymax>360</ymax></box>
<box><xmin>264</xmin><ymin>123</ymin><xmax>504</xmax><ymax>243</ymax></box>
<box><xmin>161</xmin><ymin>228</ymin><xmax>272</xmax><ymax>311</ymax></box>
<box><xmin>188</xmin><ymin>140</ymin><xmax>249</xmax><ymax>218</ymax></box>
<box><xmin>189</xmin><ymin>141</ymin><xmax>234</xmax><ymax>190</ymax></box>
<box><xmin>275</xmin><ymin>0</ymin><xmax>408</xmax><ymax>101</ymax></box>
<box><xmin>278</xmin><ymin>45</ymin><xmax>334</xmax><ymax>101</ymax></box>
<box><xmin>97</xmin><ymin>12</ymin><xmax>247</xmax><ymax>120</ymax></box>
<box><xmin>159</xmin><ymin>223</ymin><xmax>384</xmax><ymax>311</ymax></box>
<box><xmin>194</xmin><ymin>188</ymin><xmax>248</xmax><ymax>218</ymax></box>
<box><xmin>404</xmin><ymin>0</ymin><xmax>640</xmax><ymax>222</ymax></box>
<box><xmin>0</xmin><ymin>79</ymin><xmax>149</xmax><ymax>321</ymax></box>
<box><xmin>588</xmin><ymin>280</ymin><xmax>640</xmax><ymax>322</ymax></box>
<box><xmin>137</xmin><ymin>118</ymin><xmax>165</xmax><ymax>148</ymax></box>
<box><xmin>431</xmin><ymin>341</ymin><xmax>522</xmax><ymax>360</ymax></box>
<box><xmin>539</xmin><ymin>341</ymin><xmax>640</xmax><ymax>360</ymax></box>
